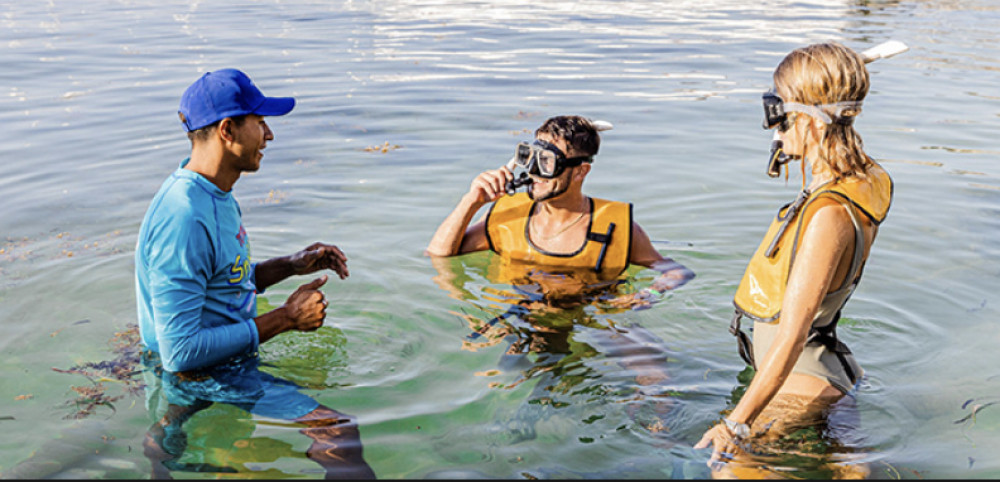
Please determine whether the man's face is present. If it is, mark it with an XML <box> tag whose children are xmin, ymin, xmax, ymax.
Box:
<box><xmin>527</xmin><ymin>134</ymin><xmax>575</xmax><ymax>202</ymax></box>
<box><xmin>528</xmin><ymin>165</ymin><xmax>574</xmax><ymax>202</ymax></box>
<box><xmin>229</xmin><ymin>114</ymin><xmax>274</xmax><ymax>172</ymax></box>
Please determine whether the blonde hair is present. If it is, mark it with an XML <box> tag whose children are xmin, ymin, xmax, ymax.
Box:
<box><xmin>774</xmin><ymin>42</ymin><xmax>871</xmax><ymax>179</ymax></box>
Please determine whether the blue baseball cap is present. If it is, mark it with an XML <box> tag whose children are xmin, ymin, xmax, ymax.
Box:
<box><xmin>178</xmin><ymin>68</ymin><xmax>295</xmax><ymax>132</ymax></box>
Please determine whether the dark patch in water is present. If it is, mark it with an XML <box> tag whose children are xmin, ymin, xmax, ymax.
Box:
<box><xmin>52</xmin><ymin>323</ymin><xmax>143</xmax><ymax>419</ymax></box>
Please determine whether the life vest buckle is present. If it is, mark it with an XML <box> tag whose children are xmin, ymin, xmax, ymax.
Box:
<box><xmin>589</xmin><ymin>222</ymin><xmax>616</xmax><ymax>273</ymax></box>
<box><xmin>730</xmin><ymin>310</ymin><xmax>757</xmax><ymax>369</ymax></box>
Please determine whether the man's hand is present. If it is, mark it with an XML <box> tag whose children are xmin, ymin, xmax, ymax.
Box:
<box><xmin>650</xmin><ymin>260</ymin><xmax>695</xmax><ymax>292</ymax></box>
<box><xmin>289</xmin><ymin>243</ymin><xmax>349</xmax><ymax>279</ymax></box>
<box><xmin>606</xmin><ymin>289</ymin><xmax>659</xmax><ymax>311</ymax></box>
<box><xmin>283</xmin><ymin>276</ymin><xmax>329</xmax><ymax>331</ymax></box>
<box><xmin>425</xmin><ymin>164</ymin><xmax>513</xmax><ymax>257</ymax></box>
<box><xmin>467</xmin><ymin>166</ymin><xmax>514</xmax><ymax>205</ymax></box>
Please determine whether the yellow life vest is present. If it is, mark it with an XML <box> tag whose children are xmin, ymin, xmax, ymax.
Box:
<box><xmin>730</xmin><ymin>163</ymin><xmax>892</xmax><ymax>369</ymax></box>
<box><xmin>484</xmin><ymin>193</ymin><xmax>633</xmax><ymax>284</ymax></box>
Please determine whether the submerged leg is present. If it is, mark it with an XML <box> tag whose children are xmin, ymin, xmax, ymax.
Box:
<box><xmin>590</xmin><ymin>323</ymin><xmax>678</xmax><ymax>441</ymax></box>
<box><xmin>142</xmin><ymin>401</ymin><xmax>222</xmax><ymax>479</ymax></box>
<box><xmin>296</xmin><ymin>405</ymin><xmax>376</xmax><ymax>479</ymax></box>
<box><xmin>709</xmin><ymin>393</ymin><xmax>869</xmax><ymax>480</ymax></box>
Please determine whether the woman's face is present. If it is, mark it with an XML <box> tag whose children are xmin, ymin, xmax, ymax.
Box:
<box><xmin>777</xmin><ymin>110</ymin><xmax>822</xmax><ymax>162</ymax></box>
<box><xmin>777</xmin><ymin>112</ymin><xmax>803</xmax><ymax>158</ymax></box>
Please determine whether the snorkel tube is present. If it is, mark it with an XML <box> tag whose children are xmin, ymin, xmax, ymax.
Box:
<box><xmin>503</xmin><ymin>119</ymin><xmax>615</xmax><ymax>195</ymax></box>
<box><xmin>767</xmin><ymin>131</ymin><xmax>789</xmax><ymax>178</ymax></box>
<box><xmin>505</xmin><ymin>156</ymin><xmax>533</xmax><ymax>195</ymax></box>
<box><xmin>765</xmin><ymin>40</ymin><xmax>908</xmax><ymax>178</ymax></box>
<box><xmin>860</xmin><ymin>40</ymin><xmax>909</xmax><ymax>63</ymax></box>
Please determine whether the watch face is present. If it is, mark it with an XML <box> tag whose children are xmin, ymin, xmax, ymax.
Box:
<box><xmin>725</xmin><ymin>418</ymin><xmax>749</xmax><ymax>438</ymax></box>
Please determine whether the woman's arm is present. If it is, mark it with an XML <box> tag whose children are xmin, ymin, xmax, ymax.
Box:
<box><xmin>696</xmin><ymin>202</ymin><xmax>853</xmax><ymax>460</ymax></box>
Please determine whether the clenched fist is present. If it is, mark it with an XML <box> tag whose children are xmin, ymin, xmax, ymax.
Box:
<box><xmin>284</xmin><ymin>275</ymin><xmax>329</xmax><ymax>331</ymax></box>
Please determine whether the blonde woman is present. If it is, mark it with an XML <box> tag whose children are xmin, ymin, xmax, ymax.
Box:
<box><xmin>695</xmin><ymin>42</ymin><xmax>894</xmax><ymax>477</ymax></box>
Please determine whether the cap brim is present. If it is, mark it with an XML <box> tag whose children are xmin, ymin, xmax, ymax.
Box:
<box><xmin>253</xmin><ymin>96</ymin><xmax>295</xmax><ymax>117</ymax></box>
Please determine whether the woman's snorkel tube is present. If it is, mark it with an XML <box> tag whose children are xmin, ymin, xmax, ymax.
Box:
<box><xmin>767</xmin><ymin>131</ymin><xmax>789</xmax><ymax>178</ymax></box>
<box><xmin>503</xmin><ymin>119</ymin><xmax>614</xmax><ymax>195</ymax></box>
<box><xmin>765</xmin><ymin>40</ymin><xmax>908</xmax><ymax>179</ymax></box>
<box><xmin>860</xmin><ymin>40</ymin><xmax>909</xmax><ymax>63</ymax></box>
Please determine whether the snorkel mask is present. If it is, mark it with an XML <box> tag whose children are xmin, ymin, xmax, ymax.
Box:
<box><xmin>762</xmin><ymin>90</ymin><xmax>793</xmax><ymax>178</ymax></box>
<box><xmin>504</xmin><ymin>140</ymin><xmax>592</xmax><ymax>195</ymax></box>
<box><xmin>504</xmin><ymin>120</ymin><xmax>613</xmax><ymax>195</ymax></box>
<box><xmin>761</xmin><ymin>89</ymin><xmax>863</xmax><ymax>178</ymax></box>
<box><xmin>760</xmin><ymin>40</ymin><xmax>908</xmax><ymax>179</ymax></box>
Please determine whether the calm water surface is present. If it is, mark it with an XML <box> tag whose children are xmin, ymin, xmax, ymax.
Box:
<box><xmin>1</xmin><ymin>0</ymin><xmax>998</xmax><ymax>479</ymax></box>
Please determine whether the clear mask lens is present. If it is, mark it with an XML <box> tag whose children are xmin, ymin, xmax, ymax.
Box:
<box><xmin>536</xmin><ymin>150</ymin><xmax>558</xmax><ymax>177</ymax></box>
<box><xmin>513</xmin><ymin>141</ymin><xmax>565</xmax><ymax>178</ymax></box>
<box><xmin>515</xmin><ymin>143</ymin><xmax>533</xmax><ymax>168</ymax></box>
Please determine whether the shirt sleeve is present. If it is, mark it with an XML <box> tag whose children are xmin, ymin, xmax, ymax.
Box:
<box><xmin>147</xmin><ymin>215</ymin><xmax>257</xmax><ymax>372</ymax></box>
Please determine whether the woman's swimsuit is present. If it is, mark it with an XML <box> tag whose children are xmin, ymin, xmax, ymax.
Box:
<box><xmin>730</xmin><ymin>164</ymin><xmax>892</xmax><ymax>394</ymax></box>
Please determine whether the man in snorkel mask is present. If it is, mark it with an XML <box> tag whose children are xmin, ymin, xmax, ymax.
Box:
<box><xmin>426</xmin><ymin>115</ymin><xmax>693</xmax><ymax>304</ymax></box>
<box><xmin>425</xmin><ymin>116</ymin><xmax>696</xmax><ymax>443</ymax></box>
<box><xmin>509</xmin><ymin>136</ymin><xmax>594</xmax><ymax>201</ymax></box>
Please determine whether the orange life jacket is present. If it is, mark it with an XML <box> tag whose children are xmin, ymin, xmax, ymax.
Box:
<box><xmin>730</xmin><ymin>163</ymin><xmax>892</xmax><ymax>373</ymax></box>
<box><xmin>484</xmin><ymin>192</ymin><xmax>633</xmax><ymax>283</ymax></box>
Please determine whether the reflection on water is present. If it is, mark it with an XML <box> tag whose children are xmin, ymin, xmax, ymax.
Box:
<box><xmin>357</xmin><ymin>0</ymin><xmax>860</xmax><ymax>102</ymax></box>
<box><xmin>435</xmin><ymin>256</ymin><xmax>676</xmax><ymax>420</ymax></box>
<box><xmin>1</xmin><ymin>0</ymin><xmax>999</xmax><ymax>479</ymax></box>
<box><xmin>429</xmin><ymin>254</ymin><xmax>695</xmax><ymax>478</ymax></box>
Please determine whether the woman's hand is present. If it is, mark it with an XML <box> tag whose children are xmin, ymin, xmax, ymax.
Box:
<box><xmin>694</xmin><ymin>422</ymin><xmax>743</xmax><ymax>469</ymax></box>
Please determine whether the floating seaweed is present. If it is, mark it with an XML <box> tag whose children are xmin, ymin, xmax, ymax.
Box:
<box><xmin>52</xmin><ymin>323</ymin><xmax>144</xmax><ymax>419</ymax></box>
<box><xmin>954</xmin><ymin>398</ymin><xmax>998</xmax><ymax>426</ymax></box>
<box><xmin>258</xmin><ymin>189</ymin><xmax>288</xmax><ymax>204</ymax></box>
<box><xmin>362</xmin><ymin>141</ymin><xmax>401</xmax><ymax>153</ymax></box>
<box><xmin>64</xmin><ymin>383</ymin><xmax>123</xmax><ymax>419</ymax></box>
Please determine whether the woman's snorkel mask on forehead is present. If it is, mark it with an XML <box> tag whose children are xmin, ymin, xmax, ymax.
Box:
<box><xmin>761</xmin><ymin>40</ymin><xmax>909</xmax><ymax>178</ymax></box>
<box><xmin>504</xmin><ymin>120</ymin><xmax>614</xmax><ymax>195</ymax></box>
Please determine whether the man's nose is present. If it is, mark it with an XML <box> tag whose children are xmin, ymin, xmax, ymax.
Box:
<box><xmin>263</xmin><ymin>123</ymin><xmax>274</xmax><ymax>140</ymax></box>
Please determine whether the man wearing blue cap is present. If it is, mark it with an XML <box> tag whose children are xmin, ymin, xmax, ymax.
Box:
<box><xmin>136</xmin><ymin>68</ymin><xmax>375</xmax><ymax>479</ymax></box>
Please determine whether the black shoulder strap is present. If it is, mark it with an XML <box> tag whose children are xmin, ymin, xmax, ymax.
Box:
<box><xmin>587</xmin><ymin>222</ymin><xmax>616</xmax><ymax>272</ymax></box>
<box><xmin>807</xmin><ymin>310</ymin><xmax>858</xmax><ymax>385</ymax></box>
<box><xmin>730</xmin><ymin>309</ymin><xmax>756</xmax><ymax>368</ymax></box>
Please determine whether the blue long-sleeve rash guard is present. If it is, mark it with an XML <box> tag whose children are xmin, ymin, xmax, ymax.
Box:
<box><xmin>136</xmin><ymin>162</ymin><xmax>261</xmax><ymax>373</ymax></box>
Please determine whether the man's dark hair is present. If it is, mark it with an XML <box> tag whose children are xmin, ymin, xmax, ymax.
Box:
<box><xmin>184</xmin><ymin>114</ymin><xmax>248</xmax><ymax>143</ymax></box>
<box><xmin>535</xmin><ymin>115</ymin><xmax>600</xmax><ymax>158</ymax></box>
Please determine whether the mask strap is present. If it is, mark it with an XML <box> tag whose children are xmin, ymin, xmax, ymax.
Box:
<box><xmin>783</xmin><ymin>101</ymin><xmax>863</xmax><ymax>125</ymax></box>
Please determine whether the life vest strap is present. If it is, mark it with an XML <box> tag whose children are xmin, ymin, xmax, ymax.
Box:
<box><xmin>765</xmin><ymin>189</ymin><xmax>811</xmax><ymax>258</ymax></box>
<box><xmin>730</xmin><ymin>310</ymin><xmax>756</xmax><ymax>368</ymax></box>
<box><xmin>588</xmin><ymin>222</ymin><xmax>616</xmax><ymax>273</ymax></box>
<box><xmin>806</xmin><ymin>310</ymin><xmax>858</xmax><ymax>385</ymax></box>
<box><xmin>731</xmin><ymin>308</ymin><xmax>858</xmax><ymax>385</ymax></box>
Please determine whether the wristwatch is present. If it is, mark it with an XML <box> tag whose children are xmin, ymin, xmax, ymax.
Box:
<box><xmin>723</xmin><ymin>417</ymin><xmax>750</xmax><ymax>439</ymax></box>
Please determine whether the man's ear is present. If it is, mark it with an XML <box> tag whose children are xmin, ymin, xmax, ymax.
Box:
<box><xmin>574</xmin><ymin>163</ymin><xmax>591</xmax><ymax>181</ymax></box>
<box><xmin>218</xmin><ymin>117</ymin><xmax>236</xmax><ymax>143</ymax></box>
